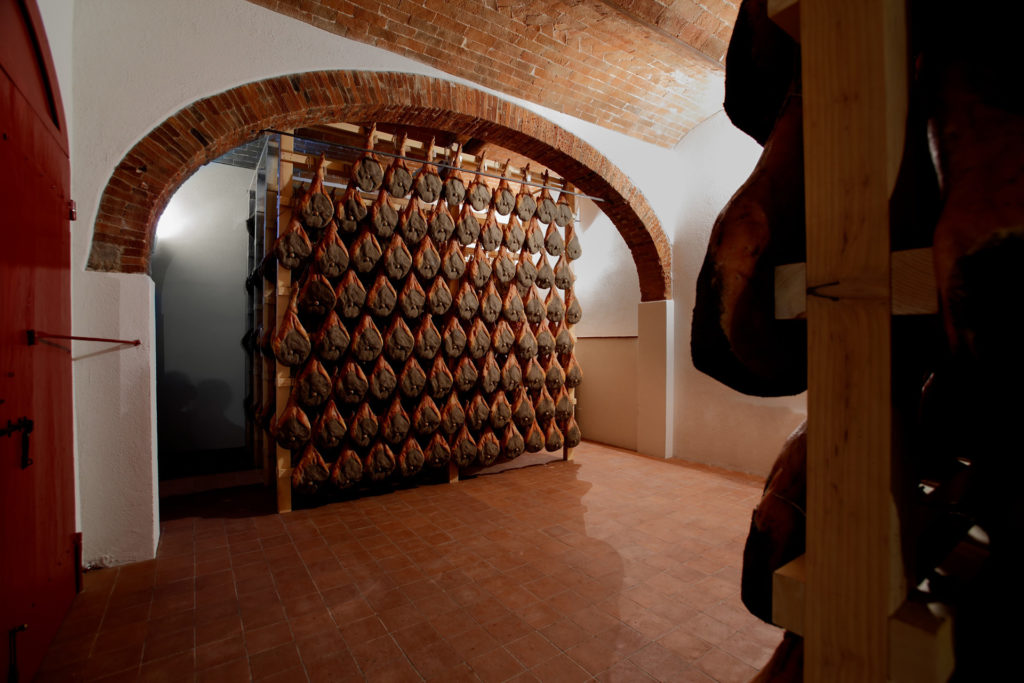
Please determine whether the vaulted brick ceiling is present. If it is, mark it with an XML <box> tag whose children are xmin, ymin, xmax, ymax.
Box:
<box><xmin>246</xmin><ymin>0</ymin><xmax>739</xmax><ymax>147</ymax></box>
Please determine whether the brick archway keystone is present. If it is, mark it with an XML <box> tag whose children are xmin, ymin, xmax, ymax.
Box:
<box><xmin>89</xmin><ymin>71</ymin><xmax>671</xmax><ymax>301</ymax></box>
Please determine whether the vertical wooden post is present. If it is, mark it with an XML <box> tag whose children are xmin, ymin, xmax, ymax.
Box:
<box><xmin>275</xmin><ymin>133</ymin><xmax>295</xmax><ymax>513</ymax></box>
<box><xmin>262</xmin><ymin>140</ymin><xmax>279</xmax><ymax>489</ymax></box>
<box><xmin>563</xmin><ymin>184</ymin><xmax>577</xmax><ymax>462</ymax></box>
<box><xmin>801</xmin><ymin>1</ymin><xmax>907</xmax><ymax>680</ymax></box>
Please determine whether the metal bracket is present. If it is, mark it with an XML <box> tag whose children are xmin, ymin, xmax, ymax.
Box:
<box><xmin>1</xmin><ymin>418</ymin><xmax>33</xmax><ymax>468</ymax></box>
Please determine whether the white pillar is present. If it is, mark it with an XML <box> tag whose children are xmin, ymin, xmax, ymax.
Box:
<box><xmin>636</xmin><ymin>300</ymin><xmax>674</xmax><ymax>459</ymax></box>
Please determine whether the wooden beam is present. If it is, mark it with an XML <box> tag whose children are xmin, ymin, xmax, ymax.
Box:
<box><xmin>275</xmin><ymin>133</ymin><xmax>295</xmax><ymax>514</ymax></box>
<box><xmin>772</xmin><ymin>555</ymin><xmax>806</xmax><ymax>634</ymax></box>
<box><xmin>774</xmin><ymin>247</ymin><xmax>938</xmax><ymax>319</ymax></box>
<box><xmin>801</xmin><ymin>0</ymin><xmax>907</xmax><ymax>679</ymax></box>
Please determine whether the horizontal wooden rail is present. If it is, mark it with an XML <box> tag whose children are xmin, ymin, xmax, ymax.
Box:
<box><xmin>27</xmin><ymin>330</ymin><xmax>141</xmax><ymax>346</ymax></box>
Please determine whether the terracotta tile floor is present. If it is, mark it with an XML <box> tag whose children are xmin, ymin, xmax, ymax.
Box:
<box><xmin>39</xmin><ymin>442</ymin><xmax>782</xmax><ymax>682</ymax></box>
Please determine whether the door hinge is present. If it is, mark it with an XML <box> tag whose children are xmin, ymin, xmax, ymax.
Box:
<box><xmin>67</xmin><ymin>199</ymin><xmax>77</xmax><ymax>221</ymax></box>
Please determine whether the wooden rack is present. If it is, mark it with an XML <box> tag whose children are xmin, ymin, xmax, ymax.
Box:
<box><xmin>258</xmin><ymin>130</ymin><xmax>579</xmax><ymax>514</ymax></box>
<box><xmin>767</xmin><ymin>1</ymin><xmax>954</xmax><ymax>680</ymax></box>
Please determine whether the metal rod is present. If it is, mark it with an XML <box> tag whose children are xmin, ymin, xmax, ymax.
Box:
<box><xmin>256</xmin><ymin>129</ymin><xmax>607</xmax><ymax>203</ymax></box>
<box><xmin>27</xmin><ymin>330</ymin><xmax>141</xmax><ymax>346</ymax></box>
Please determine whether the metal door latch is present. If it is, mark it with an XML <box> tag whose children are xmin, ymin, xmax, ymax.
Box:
<box><xmin>1</xmin><ymin>418</ymin><xmax>33</xmax><ymax>468</ymax></box>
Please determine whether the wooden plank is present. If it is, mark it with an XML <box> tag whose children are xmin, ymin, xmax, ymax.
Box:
<box><xmin>767</xmin><ymin>0</ymin><xmax>801</xmax><ymax>41</ymax></box>
<box><xmin>774</xmin><ymin>247</ymin><xmax>938</xmax><ymax>319</ymax></box>
<box><xmin>889</xmin><ymin>602</ymin><xmax>954</xmax><ymax>683</ymax></box>
<box><xmin>802</xmin><ymin>1</ymin><xmax>907</xmax><ymax>680</ymax></box>
<box><xmin>275</xmin><ymin>132</ymin><xmax>295</xmax><ymax>514</ymax></box>
<box><xmin>772</xmin><ymin>555</ymin><xmax>806</xmax><ymax>635</ymax></box>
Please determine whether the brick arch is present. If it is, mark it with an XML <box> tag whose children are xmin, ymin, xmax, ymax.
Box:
<box><xmin>89</xmin><ymin>71</ymin><xmax>671</xmax><ymax>300</ymax></box>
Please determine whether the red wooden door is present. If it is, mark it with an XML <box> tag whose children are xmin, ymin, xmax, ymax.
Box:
<box><xmin>0</xmin><ymin>0</ymin><xmax>75</xmax><ymax>680</ymax></box>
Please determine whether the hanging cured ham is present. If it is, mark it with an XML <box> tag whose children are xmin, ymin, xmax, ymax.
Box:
<box><xmin>298</xmin><ymin>155</ymin><xmax>335</xmax><ymax>231</ymax></box>
<box><xmin>383</xmin><ymin>318</ymin><xmax>414</xmax><ymax>363</ymax></box>
<box><xmin>398</xmin><ymin>358</ymin><xmax>427</xmax><ymax>398</ymax></box>
<box><xmin>468</xmin><ymin>245</ymin><xmax>492</xmax><ymax>289</ymax></box>
<box><xmin>292</xmin><ymin>444</ymin><xmax>330</xmax><ymax>495</ymax></box>
<box><xmin>524</xmin><ymin>421</ymin><xmax>544</xmax><ymax>453</ymax></box>
<box><xmin>440</xmin><ymin>393</ymin><xmax>466</xmax><ymax>435</ymax></box>
<box><xmin>524</xmin><ymin>216</ymin><xmax>544</xmax><ymax>254</ymax></box>
<box><xmin>384</xmin><ymin>134</ymin><xmax>414</xmax><ymax>198</ymax></box>
<box><xmin>399</xmin><ymin>439</ymin><xmax>427</xmax><ymax>477</ymax></box>
<box><xmin>489</xmin><ymin>392</ymin><xmax>512</xmax><ymax>430</ymax></box>
<box><xmin>535</xmin><ymin>173</ymin><xmax>558</xmax><ymax>224</ymax></box>
<box><xmin>534</xmin><ymin>386</ymin><xmax>556</xmax><ymax>423</ymax></box>
<box><xmin>544</xmin><ymin>223</ymin><xmax>565</xmax><ymax>257</ymax></box>
<box><xmin>272</xmin><ymin>296</ymin><xmax>311</xmax><ymax>366</ymax></box>
<box><xmin>298</xmin><ymin>271</ymin><xmax>336</xmax><ymax>317</ymax></box>
<box><xmin>466</xmin><ymin>392</ymin><xmax>490</xmax><ymax>431</ymax></box>
<box><xmin>516</xmin><ymin>320</ymin><xmax>540</xmax><ymax>359</ymax></box>
<box><xmin>443</xmin><ymin>318</ymin><xmax>468</xmax><ymax>358</ymax></box>
<box><xmin>397</xmin><ymin>275</ymin><xmax>426</xmax><ymax>319</ymax></box>
<box><xmin>546</xmin><ymin>289</ymin><xmax>565</xmax><ymax>324</ymax></box>
<box><xmin>335</xmin><ymin>270</ymin><xmax>367</xmax><ymax>318</ymax></box>
<box><xmin>382</xmin><ymin>398</ymin><xmax>411</xmax><ymax>445</ymax></box>
<box><xmin>414</xmin><ymin>138</ymin><xmax>443</xmax><ymax>203</ymax></box>
<box><xmin>553</xmin><ymin>253</ymin><xmax>574</xmax><ymax>290</ymax></box>
<box><xmin>369</xmin><ymin>189</ymin><xmax>399</xmax><ymax>239</ymax></box>
<box><xmin>350</xmin><ymin>316</ymin><xmax>384</xmax><ymax>362</ymax></box>
<box><xmin>516</xmin><ymin>250</ymin><xmax>538</xmax><ymax>289</ymax></box>
<box><xmin>411</xmin><ymin>395</ymin><xmax>441</xmax><ymax>435</ymax></box>
<box><xmin>338</xmin><ymin>185</ymin><xmax>367</xmax><ymax>233</ymax></box>
<box><xmin>467</xmin><ymin>154</ymin><xmax>493</xmax><ymax>211</ymax></box>
<box><xmin>554</xmin><ymin>193</ymin><xmax>574</xmax><ymax>228</ymax></box>
<box><xmin>511</xmin><ymin>388</ymin><xmax>535</xmax><ymax>430</ymax></box>
<box><xmin>366</xmin><ymin>275</ymin><xmax>397</xmax><ymax>317</ymax></box>
<box><xmin>273</xmin><ymin>400</ymin><xmax>311</xmax><ymax>450</ymax></box>
<box><xmin>492</xmin><ymin>246</ymin><xmax>516</xmax><ymax>284</ymax></box>
<box><xmin>477</xmin><ymin>429</ymin><xmax>501</xmax><ymax>466</ymax></box>
<box><xmin>442</xmin><ymin>144</ymin><xmax>467</xmax><ymax>207</ymax></box>
<box><xmin>467</xmin><ymin>319</ymin><xmax>491</xmax><ymax>360</ymax></box>
<box><xmin>554</xmin><ymin>386</ymin><xmax>573</xmax><ymax>422</ymax></box>
<box><xmin>350</xmin><ymin>228</ymin><xmax>383</xmax><ymax>274</ymax></box>
<box><xmin>451</xmin><ymin>426</ymin><xmax>477</xmax><ymax>467</ymax></box>
<box><xmin>479</xmin><ymin>352</ymin><xmax>501</xmax><ymax>394</ymax></box>
<box><xmin>491</xmin><ymin>320</ymin><xmax>515</xmax><ymax>355</ymax></box>
<box><xmin>296</xmin><ymin>359</ymin><xmax>332</xmax><ymax>409</ymax></box>
<box><xmin>399</xmin><ymin>198</ymin><xmax>428</xmax><ymax>244</ymax></box>
<box><xmin>413</xmin><ymin>237</ymin><xmax>441</xmax><ymax>280</ymax></box>
<box><xmin>501</xmin><ymin>354</ymin><xmax>522</xmax><ymax>392</ymax></box>
<box><xmin>428</xmin><ymin>201</ymin><xmax>455</xmax><ymax>242</ymax></box>
<box><xmin>427</xmin><ymin>278</ymin><xmax>452</xmax><ymax>316</ymax></box>
<box><xmin>563</xmin><ymin>417</ymin><xmax>581</xmax><ymax>448</ymax></box>
<box><xmin>313</xmin><ymin>221</ymin><xmax>348</xmax><ymax>278</ymax></box>
<box><xmin>493</xmin><ymin>161</ymin><xmax>516</xmax><ymax>216</ymax></box>
<box><xmin>422</xmin><ymin>434</ymin><xmax>449</xmax><ymax>469</ymax></box>
<box><xmin>454</xmin><ymin>281</ymin><xmax>480</xmax><ymax>321</ymax></box>
<box><xmin>348</xmin><ymin>403</ymin><xmax>379</xmax><ymax>448</ymax></box>
<box><xmin>503</xmin><ymin>286</ymin><xmax>525</xmax><ymax>323</ymax></box>
<box><xmin>535</xmin><ymin>321</ymin><xmax>555</xmax><ymax>358</ymax></box>
<box><xmin>565</xmin><ymin>223</ymin><xmax>582</xmax><ymax>260</ymax></box>
<box><xmin>335</xmin><ymin>360</ymin><xmax>368</xmax><ymax>405</ymax></box>
<box><xmin>441</xmin><ymin>240</ymin><xmax>467</xmax><ymax>280</ymax></box>
<box><xmin>564</xmin><ymin>289</ymin><xmax>582</xmax><ymax>325</ymax></box>
<box><xmin>544</xmin><ymin>421</ymin><xmax>564</xmax><ymax>452</ymax></box>
<box><xmin>312</xmin><ymin>399</ymin><xmax>346</xmax><ymax>451</ymax></box>
<box><xmin>523</xmin><ymin>357</ymin><xmax>546</xmax><ymax>392</ymax></box>
<box><xmin>367</xmin><ymin>356</ymin><xmax>397</xmax><ymax>402</ymax></box>
<box><xmin>502</xmin><ymin>424</ymin><xmax>525</xmax><ymax>460</ymax></box>
<box><xmin>534</xmin><ymin>254</ymin><xmax>555</xmax><ymax>289</ymax></box>
<box><xmin>274</xmin><ymin>218</ymin><xmax>312</xmax><ymax>270</ymax></box>
<box><xmin>383</xmin><ymin>234</ymin><xmax>413</xmax><ymax>280</ymax></box>
<box><xmin>414</xmin><ymin>317</ymin><xmax>442</xmax><ymax>360</ymax></box>
<box><xmin>479</xmin><ymin>207</ymin><xmax>502</xmax><ymax>251</ymax></box>
<box><xmin>351</xmin><ymin>126</ymin><xmax>385</xmax><ymax>192</ymax></box>
<box><xmin>427</xmin><ymin>354</ymin><xmax>454</xmax><ymax>398</ymax></box>
<box><xmin>364</xmin><ymin>442</ymin><xmax>396</xmax><ymax>482</ymax></box>
<box><xmin>505</xmin><ymin>213</ymin><xmax>525</xmax><ymax>252</ymax></box>
<box><xmin>455</xmin><ymin>203</ymin><xmax>481</xmax><ymax>245</ymax></box>
<box><xmin>554</xmin><ymin>321</ymin><xmax>575</xmax><ymax>355</ymax></box>
<box><xmin>545</xmin><ymin>355</ymin><xmax>566</xmax><ymax>393</ymax></box>
<box><xmin>453</xmin><ymin>356</ymin><xmax>478</xmax><ymax>393</ymax></box>
<box><xmin>515</xmin><ymin>167</ymin><xmax>537</xmax><ymax>220</ymax></box>
<box><xmin>479</xmin><ymin>282</ymin><xmax>502</xmax><ymax>324</ymax></box>
<box><xmin>330</xmin><ymin>449</ymin><xmax>364</xmax><ymax>489</ymax></box>
<box><xmin>564</xmin><ymin>355</ymin><xmax>583</xmax><ymax>389</ymax></box>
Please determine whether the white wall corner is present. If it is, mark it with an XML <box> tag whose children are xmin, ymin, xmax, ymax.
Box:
<box><xmin>636</xmin><ymin>300</ymin><xmax>674</xmax><ymax>459</ymax></box>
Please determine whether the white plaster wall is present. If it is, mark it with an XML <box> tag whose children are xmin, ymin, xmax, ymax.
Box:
<box><xmin>667</xmin><ymin>112</ymin><xmax>807</xmax><ymax>475</ymax></box>
<box><xmin>575</xmin><ymin>338</ymin><xmax>638</xmax><ymax>450</ymax></box>
<box><xmin>73</xmin><ymin>272</ymin><xmax>158</xmax><ymax>566</ymax></box>
<box><xmin>572</xmin><ymin>199</ymin><xmax>641</xmax><ymax>337</ymax></box>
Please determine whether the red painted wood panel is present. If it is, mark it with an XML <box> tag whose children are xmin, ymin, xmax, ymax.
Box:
<box><xmin>0</xmin><ymin>1</ymin><xmax>74</xmax><ymax>680</ymax></box>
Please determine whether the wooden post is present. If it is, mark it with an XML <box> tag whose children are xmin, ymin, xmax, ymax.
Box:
<box><xmin>275</xmin><ymin>133</ymin><xmax>295</xmax><ymax>513</ymax></box>
<box><xmin>261</xmin><ymin>141</ymin><xmax>279</xmax><ymax>490</ymax></box>
<box><xmin>564</xmin><ymin>184</ymin><xmax>577</xmax><ymax>462</ymax></box>
<box><xmin>801</xmin><ymin>1</ymin><xmax>907</xmax><ymax>680</ymax></box>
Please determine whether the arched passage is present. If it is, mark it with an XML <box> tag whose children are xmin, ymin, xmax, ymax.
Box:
<box><xmin>88</xmin><ymin>70</ymin><xmax>671</xmax><ymax>300</ymax></box>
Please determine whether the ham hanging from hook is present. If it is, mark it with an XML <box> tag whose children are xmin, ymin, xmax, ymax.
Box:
<box><xmin>297</xmin><ymin>154</ymin><xmax>335</xmax><ymax>231</ymax></box>
<box><xmin>351</xmin><ymin>124</ymin><xmax>384</xmax><ymax>192</ymax></box>
<box><xmin>414</xmin><ymin>137</ymin><xmax>443</xmax><ymax>203</ymax></box>
<box><xmin>384</xmin><ymin>133</ymin><xmax>414</xmax><ymax>198</ymax></box>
